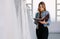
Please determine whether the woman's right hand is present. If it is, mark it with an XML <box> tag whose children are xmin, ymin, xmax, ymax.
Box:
<box><xmin>39</xmin><ymin>20</ymin><xmax>48</xmax><ymax>24</ymax></box>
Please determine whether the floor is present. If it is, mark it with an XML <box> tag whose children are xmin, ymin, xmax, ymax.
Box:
<box><xmin>48</xmin><ymin>33</ymin><xmax>60</xmax><ymax>39</ymax></box>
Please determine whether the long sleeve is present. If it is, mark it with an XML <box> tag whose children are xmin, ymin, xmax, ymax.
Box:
<box><xmin>34</xmin><ymin>13</ymin><xmax>39</xmax><ymax>25</ymax></box>
<box><xmin>43</xmin><ymin>11</ymin><xmax>51</xmax><ymax>26</ymax></box>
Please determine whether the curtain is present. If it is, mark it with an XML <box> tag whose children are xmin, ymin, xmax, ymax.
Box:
<box><xmin>15</xmin><ymin>0</ymin><xmax>37</xmax><ymax>39</ymax></box>
<box><xmin>0</xmin><ymin>0</ymin><xmax>20</xmax><ymax>39</ymax></box>
<box><xmin>0</xmin><ymin>0</ymin><xmax>37</xmax><ymax>39</ymax></box>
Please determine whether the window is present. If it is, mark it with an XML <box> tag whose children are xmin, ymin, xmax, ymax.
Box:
<box><xmin>56</xmin><ymin>0</ymin><xmax>60</xmax><ymax>21</ymax></box>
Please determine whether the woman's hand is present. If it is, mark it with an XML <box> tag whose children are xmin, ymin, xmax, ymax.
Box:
<box><xmin>39</xmin><ymin>20</ymin><xmax>48</xmax><ymax>24</ymax></box>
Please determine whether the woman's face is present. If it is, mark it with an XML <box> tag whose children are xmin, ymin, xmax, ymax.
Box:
<box><xmin>39</xmin><ymin>5</ymin><xmax>44</xmax><ymax>12</ymax></box>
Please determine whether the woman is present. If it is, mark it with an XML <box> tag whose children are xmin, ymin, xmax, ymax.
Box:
<box><xmin>34</xmin><ymin>2</ymin><xmax>51</xmax><ymax>39</ymax></box>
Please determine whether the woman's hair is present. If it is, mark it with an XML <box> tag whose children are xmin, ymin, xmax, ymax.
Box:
<box><xmin>38</xmin><ymin>2</ymin><xmax>46</xmax><ymax>13</ymax></box>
